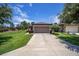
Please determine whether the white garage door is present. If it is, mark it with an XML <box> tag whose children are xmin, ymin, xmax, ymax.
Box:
<box><xmin>65</xmin><ymin>26</ymin><xmax>78</xmax><ymax>33</ymax></box>
<box><xmin>34</xmin><ymin>27</ymin><xmax>49</xmax><ymax>33</ymax></box>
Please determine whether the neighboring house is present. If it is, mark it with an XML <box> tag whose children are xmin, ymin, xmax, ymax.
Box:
<box><xmin>60</xmin><ymin>24</ymin><xmax>79</xmax><ymax>33</ymax></box>
<box><xmin>28</xmin><ymin>23</ymin><xmax>52</xmax><ymax>33</ymax></box>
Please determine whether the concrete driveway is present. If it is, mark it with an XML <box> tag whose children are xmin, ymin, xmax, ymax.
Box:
<box><xmin>2</xmin><ymin>33</ymin><xmax>79</xmax><ymax>56</ymax></box>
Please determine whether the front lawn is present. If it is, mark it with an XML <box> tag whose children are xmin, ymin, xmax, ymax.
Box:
<box><xmin>53</xmin><ymin>32</ymin><xmax>79</xmax><ymax>46</ymax></box>
<box><xmin>0</xmin><ymin>30</ymin><xmax>32</xmax><ymax>55</ymax></box>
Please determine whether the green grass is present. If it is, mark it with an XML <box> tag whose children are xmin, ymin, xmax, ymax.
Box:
<box><xmin>53</xmin><ymin>32</ymin><xmax>79</xmax><ymax>46</ymax></box>
<box><xmin>0</xmin><ymin>30</ymin><xmax>32</xmax><ymax>55</ymax></box>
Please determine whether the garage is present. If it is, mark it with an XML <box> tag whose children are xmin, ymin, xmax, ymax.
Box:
<box><xmin>34</xmin><ymin>27</ymin><xmax>49</xmax><ymax>33</ymax></box>
<box><xmin>65</xmin><ymin>24</ymin><xmax>79</xmax><ymax>33</ymax></box>
<box><xmin>32</xmin><ymin>23</ymin><xmax>51</xmax><ymax>33</ymax></box>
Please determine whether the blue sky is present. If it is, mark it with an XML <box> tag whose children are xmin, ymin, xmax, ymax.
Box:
<box><xmin>8</xmin><ymin>3</ymin><xmax>64</xmax><ymax>25</ymax></box>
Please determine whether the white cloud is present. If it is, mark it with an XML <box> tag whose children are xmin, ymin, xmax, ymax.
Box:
<box><xmin>53</xmin><ymin>15</ymin><xmax>60</xmax><ymax>24</ymax></box>
<box><xmin>29</xmin><ymin>3</ymin><xmax>32</xmax><ymax>7</ymax></box>
<box><xmin>49</xmin><ymin>15</ymin><xmax>60</xmax><ymax>24</ymax></box>
<box><xmin>12</xmin><ymin>6</ymin><xmax>33</xmax><ymax>26</ymax></box>
<box><xmin>12</xmin><ymin>16</ymin><xmax>33</xmax><ymax>26</ymax></box>
<box><xmin>14</xmin><ymin>6</ymin><xmax>22</xmax><ymax>14</ymax></box>
<box><xmin>14</xmin><ymin>6</ymin><xmax>28</xmax><ymax>18</ymax></box>
<box><xmin>16</xmin><ymin>5</ymin><xmax>24</xmax><ymax>8</ymax></box>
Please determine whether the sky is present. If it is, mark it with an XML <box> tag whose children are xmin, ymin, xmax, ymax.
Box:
<box><xmin>8</xmin><ymin>3</ymin><xmax>64</xmax><ymax>25</ymax></box>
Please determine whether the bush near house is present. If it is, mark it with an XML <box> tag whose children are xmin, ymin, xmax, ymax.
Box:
<box><xmin>51</xmin><ymin>24</ymin><xmax>60</xmax><ymax>32</ymax></box>
<box><xmin>0</xmin><ymin>30</ymin><xmax>32</xmax><ymax>55</ymax></box>
<box><xmin>54</xmin><ymin>32</ymin><xmax>79</xmax><ymax>46</ymax></box>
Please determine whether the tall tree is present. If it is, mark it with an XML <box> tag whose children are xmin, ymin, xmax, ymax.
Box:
<box><xmin>0</xmin><ymin>4</ymin><xmax>12</xmax><ymax>25</ymax></box>
<box><xmin>59</xmin><ymin>3</ymin><xmax>79</xmax><ymax>24</ymax></box>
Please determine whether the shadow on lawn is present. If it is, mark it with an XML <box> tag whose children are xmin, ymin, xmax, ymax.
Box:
<box><xmin>59</xmin><ymin>40</ymin><xmax>79</xmax><ymax>53</ymax></box>
<box><xmin>0</xmin><ymin>36</ymin><xmax>12</xmax><ymax>45</ymax></box>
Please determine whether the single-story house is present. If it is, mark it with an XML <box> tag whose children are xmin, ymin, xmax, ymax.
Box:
<box><xmin>60</xmin><ymin>24</ymin><xmax>79</xmax><ymax>34</ymax></box>
<box><xmin>29</xmin><ymin>23</ymin><xmax>79</xmax><ymax>33</ymax></box>
<box><xmin>28</xmin><ymin>23</ymin><xmax>52</xmax><ymax>33</ymax></box>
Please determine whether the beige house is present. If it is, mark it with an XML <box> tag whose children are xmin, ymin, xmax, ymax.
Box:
<box><xmin>62</xmin><ymin>24</ymin><xmax>79</xmax><ymax>33</ymax></box>
<box><xmin>29</xmin><ymin>22</ymin><xmax>79</xmax><ymax>33</ymax></box>
<box><xmin>29</xmin><ymin>23</ymin><xmax>52</xmax><ymax>33</ymax></box>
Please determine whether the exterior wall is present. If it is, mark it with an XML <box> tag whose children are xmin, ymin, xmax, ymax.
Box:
<box><xmin>65</xmin><ymin>25</ymin><xmax>79</xmax><ymax>33</ymax></box>
<box><xmin>33</xmin><ymin>25</ymin><xmax>50</xmax><ymax>33</ymax></box>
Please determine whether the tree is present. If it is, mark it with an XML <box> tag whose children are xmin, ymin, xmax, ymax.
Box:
<box><xmin>0</xmin><ymin>4</ymin><xmax>12</xmax><ymax>25</ymax></box>
<box><xmin>59</xmin><ymin>3</ymin><xmax>79</xmax><ymax>24</ymax></box>
<box><xmin>9</xmin><ymin>22</ymin><xmax>15</xmax><ymax>30</ymax></box>
<box><xmin>0</xmin><ymin>4</ymin><xmax>13</xmax><ymax>32</ymax></box>
<box><xmin>20</xmin><ymin>21</ymin><xmax>30</xmax><ymax>30</ymax></box>
<box><xmin>51</xmin><ymin>23</ymin><xmax>60</xmax><ymax>32</ymax></box>
<box><xmin>16</xmin><ymin>24</ymin><xmax>21</xmax><ymax>30</ymax></box>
